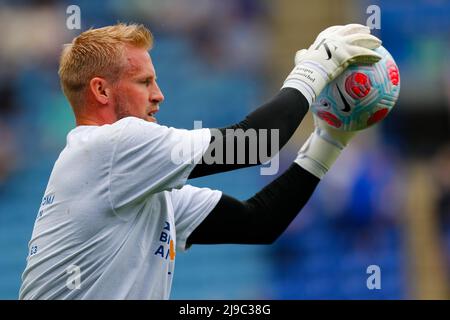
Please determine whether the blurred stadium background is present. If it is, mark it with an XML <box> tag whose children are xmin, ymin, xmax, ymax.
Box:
<box><xmin>0</xmin><ymin>0</ymin><xmax>449</xmax><ymax>299</ymax></box>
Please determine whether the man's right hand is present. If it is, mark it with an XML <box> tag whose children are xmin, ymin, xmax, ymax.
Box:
<box><xmin>283</xmin><ymin>24</ymin><xmax>382</xmax><ymax>104</ymax></box>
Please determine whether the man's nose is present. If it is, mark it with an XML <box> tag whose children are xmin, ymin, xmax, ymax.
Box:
<box><xmin>151</xmin><ymin>82</ymin><xmax>164</xmax><ymax>104</ymax></box>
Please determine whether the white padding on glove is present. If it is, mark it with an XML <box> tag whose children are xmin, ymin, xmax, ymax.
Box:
<box><xmin>294</xmin><ymin>128</ymin><xmax>342</xmax><ymax>179</ymax></box>
<box><xmin>294</xmin><ymin>117</ymin><xmax>357</xmax><ymax>179</ymax></box>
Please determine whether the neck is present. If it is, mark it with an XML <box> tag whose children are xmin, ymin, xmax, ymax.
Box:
<box><xmin>76</xmin><ymin>119</ymin><xmax>101</xmax><ymax>126</ymax></box>
<box><xmin>75</xmin><ymin>106</ymin><xmax>117</xmax><ymax>127</ymax></box>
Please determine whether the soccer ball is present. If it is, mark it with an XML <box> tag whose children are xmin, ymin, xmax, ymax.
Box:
<box><xmin>311</xmin><ymin>46</ymin><xmax>400</xmax><ymax>131</ymax></box>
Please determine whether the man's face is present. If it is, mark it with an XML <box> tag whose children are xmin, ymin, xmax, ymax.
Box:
<box><xmin>111</xmin><ymin>45</ymin><xmax>164</xmax><ymax>123</ymax></box>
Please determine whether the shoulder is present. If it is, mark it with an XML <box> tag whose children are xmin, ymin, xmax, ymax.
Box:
<box><xmin>84</xmin><ymin>117</ymin><xmax>166</xmax><ymax>147</ymax></box>
<box><xmin>113</xmin><ymin>117</ymin><xmax>177</xmax><ymax>141</ymax></box>
<box><xmin>115</xmin><ymin>117</ymin><xmax>211</xmax><ymax>148</ymax></box>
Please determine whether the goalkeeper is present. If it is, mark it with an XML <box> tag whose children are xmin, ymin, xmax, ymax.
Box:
<box><xmin>20</xmin><ymin>23</ymin><xmax>381</xmax><ymax>299</ymax></box>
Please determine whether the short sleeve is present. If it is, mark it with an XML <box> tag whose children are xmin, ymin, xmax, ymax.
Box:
<box><xmin>170</xmin><ymin>185</ymin><xmax>222</xmax><ymax>251</ymax></box>
<box><xmin>109</xmin><ymin>117</ymin><xmax>211</xmax><ymax>209</ymax></box>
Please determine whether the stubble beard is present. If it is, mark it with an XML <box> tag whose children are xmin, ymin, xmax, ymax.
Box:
<box><xmin>114</xmin><ymin>96</ymin><xmax>131</xmax><ymax>121</ymax></box>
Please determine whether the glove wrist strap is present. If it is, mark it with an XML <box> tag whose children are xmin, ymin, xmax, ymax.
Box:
<box><xmin>282</xmin><ymin>62</ymin><xmax>328</xmax><ymax>104</ymax></box>
<box><xmin>294</xmin><ymin>128</ymin><xmax>343</xmax><ymax>179</ymax></box>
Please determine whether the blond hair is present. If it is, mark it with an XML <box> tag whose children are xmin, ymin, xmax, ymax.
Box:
<box><xmin>58</xmin><ymin>23</ymin><xmax>153</xmax><ymax>108</ymax></box>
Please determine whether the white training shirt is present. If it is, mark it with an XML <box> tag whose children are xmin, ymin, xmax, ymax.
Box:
<box><xmin>19</xmin><ymin>117</ymin><xmax>222</xmax><ymax>300</ymax></box>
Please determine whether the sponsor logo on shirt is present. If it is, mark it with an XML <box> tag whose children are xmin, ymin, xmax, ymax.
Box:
<box><xmin>154</xmin><ymin>221</ymin><xmax>176</xmax><ymax>261</ymax></box>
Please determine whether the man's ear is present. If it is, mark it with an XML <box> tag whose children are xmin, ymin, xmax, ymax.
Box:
<box><xmin>89</xmin><ymin>77</ymin><xmax>110</xmax><ymax>105</ymax></box>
